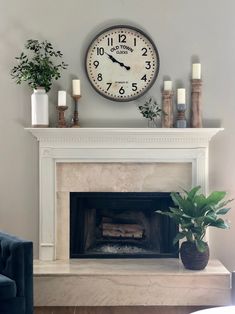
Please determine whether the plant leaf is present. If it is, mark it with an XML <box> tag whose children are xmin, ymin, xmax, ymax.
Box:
<box><xmin>216</xmin><ymin>207</ymin><xmax>231</xmax><ymax>215</ymax></box>
<box><xmin>173</xmin><ymin>232</ymin><xmax>185</xmax><ymax>245</ymax></box>
<box><xmin>185</xmin><ymin>186</ymin><xmax>201</xmax><ymax>200</ymax></box>
<box><xmin>206</xmin><ymin>191</ymin><xmax>226</xmax><ymax>205</ymax></box>
<box><xmin>210</xmin><ymin>218</ymin><xmax>229</xmax><ymax>229</ymax></box>
<box><xmin>195</xmin><ymin>239</ymin><xmax>207</xmax><ymax>253</ymax></box>
<box><xmin>214</xmin><ymin>198</ymin><xmax>233</xmax><ymax>210</ymax></box>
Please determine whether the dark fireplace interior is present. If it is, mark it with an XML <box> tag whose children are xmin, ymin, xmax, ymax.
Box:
<box><xmin>70</xmin><ymin>192</ymin><xmax>178</xmax><ymax>258</ymax></box>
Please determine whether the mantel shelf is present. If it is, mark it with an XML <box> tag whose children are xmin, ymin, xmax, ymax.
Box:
<box><xmin>25</xmin><ymin>127</ymin><xmax>223</xmax><ymax>149</ymax></box>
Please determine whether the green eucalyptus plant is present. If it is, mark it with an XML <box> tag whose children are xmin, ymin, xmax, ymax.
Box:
<box><xmin>138</xmin><ymin>97</ymin><xmax>162</xmax><ymax>126</ymax></box>
<box><xmin>10</xmin><ymin>39</ymin><xmax>68</xmax><ymax>92</ymax></box>
<box><xmin>156</xmin><ymin>186</ymin><xmax>233</xmax><ymax>253</ymax></box>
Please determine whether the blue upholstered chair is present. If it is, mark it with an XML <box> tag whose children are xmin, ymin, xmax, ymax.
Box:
<box><xmin>0</xmin><ymin>232</ymin><xmax>33</xmax><ymax>314</ymax></box>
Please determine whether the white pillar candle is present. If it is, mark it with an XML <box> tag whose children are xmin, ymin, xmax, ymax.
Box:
<box><xmin>177</xmin><ymin>88</ymin><xmax>186</xmax><ymax>104</ymax></box>
<box><xmin>58</xmin><ymin>91</ymin><xmax>66</xmax><ymax>106</ymax></box>
<box><xmin>192</xmin><ymin>63</ymin><xmax>201</xmax><ymax>79</ymax></box>
<box><xmin>72</xmin><ymin>80</ymin><xmax>81</xmax><ymax>96</ymax></box>
<box><xmin>164</xmin><ymin>80</ymin><xmax>172</xmax><ymax>91</ymax></box>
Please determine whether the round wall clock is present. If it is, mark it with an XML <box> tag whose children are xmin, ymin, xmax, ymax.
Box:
<box><xmin>85</xmin><ymin>25</ymin><xmax>160</xmax><ymax>102</ymax></box>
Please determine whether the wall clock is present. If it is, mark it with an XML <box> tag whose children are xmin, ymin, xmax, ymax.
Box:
<box><xmin>85</xmin><ymin>25</ymin><xmax>160</xmax><ymax>102</ymax></box>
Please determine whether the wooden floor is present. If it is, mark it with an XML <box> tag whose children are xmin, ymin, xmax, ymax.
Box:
<box><xmin>34</xmin><ymin>306</ymin><xmax>209</xmax><ymax>314</ymax></box>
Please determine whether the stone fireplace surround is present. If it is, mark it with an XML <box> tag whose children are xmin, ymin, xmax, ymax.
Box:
<box><xmin>27</xmin><ymin>127</ymin><xmax>232</xmax><ymax>308</ymax></box>
<box><xmin>57</xmin><ymin>162</ymin><xmax>191</xmax><ymax>259</ymax></box>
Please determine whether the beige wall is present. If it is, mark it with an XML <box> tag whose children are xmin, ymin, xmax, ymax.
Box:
<box><xmin>1</xmin><ymin>0</ymin><xmax>235</xmax><ymax>270</ymax></box>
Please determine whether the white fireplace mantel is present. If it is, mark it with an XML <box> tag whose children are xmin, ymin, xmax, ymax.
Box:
<box><xmin>26</xmin><ymin>127</ymin><xmax>223</xmax><ymax>261</ymax></box>
<box><xmin>26</xmin><ymin>127</ymin><xmax>223</xmax><ymax>148</ymax></box>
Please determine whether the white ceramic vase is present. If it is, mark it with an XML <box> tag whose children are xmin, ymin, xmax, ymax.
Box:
<box><xmin>31</xmin><ymin>87</ymin><xmax>49</xmax><ymax>127</ymax></box>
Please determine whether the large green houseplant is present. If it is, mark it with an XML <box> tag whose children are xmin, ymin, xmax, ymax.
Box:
<box><xmin>157</xmin><ymin>186</ymin><xmax>232</xmax><ymax>270</ymax></box>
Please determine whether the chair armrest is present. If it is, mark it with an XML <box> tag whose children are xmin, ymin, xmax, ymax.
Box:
<box><xmin>0</xmin><ymin>239</ymin><xmax>25</xmax><ymax>296</ymax></box>
<box><xmin>0</xmin><ymin>232</ymin><xmax>32</xmax><ymax>299</ymax></box>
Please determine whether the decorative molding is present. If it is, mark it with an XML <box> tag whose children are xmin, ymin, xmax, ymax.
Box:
<box><xmin>26</xmin><ymin>127</ymin><xmax>223</xmax><ymax>261</ymax></box>
<box><xmin>40</xmin><ymin>148</ymin><xmax>53</xmax><ymax>158</ymax></box>
<box><xmin>26</xmin><ymin>128</ymin><xmax>223</xmax><ymax>148</ymax></box>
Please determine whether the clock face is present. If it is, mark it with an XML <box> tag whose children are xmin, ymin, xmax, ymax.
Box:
<box><xmin>85</xmin><ymin>25</ymin><xmax>160</xmax><ymax>102</ymax></box>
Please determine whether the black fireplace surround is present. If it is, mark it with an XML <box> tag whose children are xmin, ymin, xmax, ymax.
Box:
<box><xmin>70</xmin><ymin>192</ymin><xmax>178</xmax><ymax>258</ymax></box>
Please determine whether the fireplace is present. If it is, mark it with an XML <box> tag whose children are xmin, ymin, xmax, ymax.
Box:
<box><xmin>26</xmin><ymin>127</ymin><xmax>222</xmax><ymax>260</ymax></box>
<box><xmin>70</xmin><ymin>192</ymin><xmax>178</xmax><ymax>258</ymax></box>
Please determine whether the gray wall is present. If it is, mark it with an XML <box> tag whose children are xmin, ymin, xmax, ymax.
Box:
<box><xmin>1</xmin><ymin>0</ymin><xmax>235</xmax><ymax>270</ymax></box>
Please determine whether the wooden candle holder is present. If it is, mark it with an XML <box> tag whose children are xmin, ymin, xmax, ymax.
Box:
<box><xmin>162</xmin><ymin>90</ymin><xmax>174</xmax><ymax>128</ymax></box>
<box><xmin>176</xmin><ymin>103</ymin><xmax>187</xmax><ymax>128</ymax></box>
<box><xmin>72</xmin><ymin>95</ymin><xmax>81</xmax><ymax>128</ymax></box>
<box><xmin>56</xmin><ymin>106</ymin><xmax>68</xmax><ymax>128</ymax></box>
<box><xmin>191</xmin><ymin>79</ymin><xmax>202</xmax><ymax>128</ymax></box>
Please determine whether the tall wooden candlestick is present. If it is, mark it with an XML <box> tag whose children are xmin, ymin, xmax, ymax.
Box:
<box><xmin>162</xmin><ymin>90</ymin><xmax>174</xmax><ymax>128</ymax></box>
<box><xmin>72</xmin><ymin>95</ymin><xmax>81</xmax><ymax>128</ymax></box>
<box><xmin>56</xmin><ymin>106</ymin><xmax>68</xmax><ymax>128</ymax></box>
<box><xmin>191</xmin><ymin>79</ymin><xmax>202</xmax><ymax>128</ymax></box>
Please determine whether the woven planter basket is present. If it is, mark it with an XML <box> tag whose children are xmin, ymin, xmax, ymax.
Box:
<box><xmin>180</xmin><ymin>241</ymin><xmax>209</xmax><ymax>270</ymax></box>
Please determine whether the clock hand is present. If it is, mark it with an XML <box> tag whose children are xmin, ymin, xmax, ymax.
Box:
<box><xmin>120</xmin><ymin>63</ymin><xmax>131</xmax><ymax>71</ymax></box>
<box><xmin>105</xmin><ymin>52</ymin><xmax>131</xmax><ymax>70</ymax></box>
<box><xmin>105</xmin><ymin>52</ymin><xmax>118</xmax><ymax>63</ymax></box>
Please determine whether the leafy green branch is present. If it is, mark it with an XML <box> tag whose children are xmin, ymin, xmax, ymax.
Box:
<box><xmin>138</xmin><ymin>97</ymin><xmax>162</xmax><ymax>125</ymax></box>
<box><xmin>10</xmin><ymin>39</ymin><xmax>68</xmax><ymax>92</ymax></box>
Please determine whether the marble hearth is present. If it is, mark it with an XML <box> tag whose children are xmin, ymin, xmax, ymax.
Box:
<box><xmin>34</xmin><ymin>258</ymin><xmax>231</xmax><ymax>306</ymax></box>
<box><xmin>27</xmin><ymin>127</ymin><xmax>223</xmax><ymax>261</ymax></box>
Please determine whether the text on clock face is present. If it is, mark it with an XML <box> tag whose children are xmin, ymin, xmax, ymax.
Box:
<box><xmin>86</xmin><ymin>26</ymin><xmax>159</xmax><ymax>101</ymax></box>
<box><xmin>110</xmin><ymin>45</ymin><xmax>134</xmax><ymax>54</ymax></box>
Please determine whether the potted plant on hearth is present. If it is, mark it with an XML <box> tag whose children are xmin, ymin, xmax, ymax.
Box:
<box><xmin>10</xmin><ymin>39</ymin><xmax>68</xmax><ymax>127</ymax></box>
<box><xmin>156</xmin><ymin>186</ymin><xmax>233</xmax><ymax>270</ymax></box>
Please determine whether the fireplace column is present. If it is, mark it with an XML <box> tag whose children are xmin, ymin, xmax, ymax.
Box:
<box><xmin>39</xmin><ymin>147</ymin><xmax>55</xmax><ymax>260</ymax></box>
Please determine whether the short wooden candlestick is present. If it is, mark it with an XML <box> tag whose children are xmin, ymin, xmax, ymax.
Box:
<box><xmin>191</xmin><ymin>79</ymin><xmax>202</xmax><ymax>128</ymax></box>
<box><xmin>162</xmin><ymin>90</ymin><xmax>174</xmax><ymax>128</ymax></box>
<box><xmin>72</xmin><ymin>95</ymin><xmax>81</xmax><ymax>128</ymax></box>
<box><xmin>176</xmin><ymin>103</ymin><xmax>187</xmax><ymax>128</ymax></box>
<box><xmin>56</xmin><ymin>106</ymin><xmax>68</xmax><ymax>128</ymax></box>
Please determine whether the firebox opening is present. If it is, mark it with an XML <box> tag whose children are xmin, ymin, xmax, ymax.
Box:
<box><xmin>70</xmin><ymin>192</ymin><xmax>178</xmax><ymax>258</ymax></box>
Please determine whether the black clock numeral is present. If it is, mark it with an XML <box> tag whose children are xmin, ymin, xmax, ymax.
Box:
<box><xmin>97</xmin><ymin>47</ymin><xmax>104</xmax><ymax>55</ymax></box>
<box><xmin>93</xmin><ymin>60</ymin><xmax>99</xmax><ymax>68</ymax></box>
<box><xmin>145</xmin><ymin>61</ymin><xmax>151</xmax><ymax>69</ymax></box>
<box><xmin>118</xmin><ymin>34</ymin><xmax>126</xmax><ymax>43</ymax></box>
<box><xmin>134</xmin><ymin>38</ymin><xmax>137</xmax><ymax>46</ymax></box>
<box><xmin>106</xmin><ymin>83</ymin><xmax>112</xmax><ymax>91</ymax></box>
<box><xmin>97</xmin><ymin>73</ymin><xmax>103</xmax><ymax>81</ymax></box>
<box><xmin>108</xmin><ymin>38</ymin><xmax>114</xmax><ymax>46</ymax></box>
<box><xmin>132</xmin><ymin>83</ymin><xmax>137</xmax><ymax>91</ymax></box>
<box><xmin>141</xmin><ymin>47</ymin><xmax>148</xmax><ymax>56</ymax></box>
<box><xmin>141</xmin><ymin>74</ymin><xmax>147</xmax><ymax>82</ymax></box>
<box><xmin>119</xmin><ymin>86</ymin><xmax>125</xmax><ymax>94</ymax></box>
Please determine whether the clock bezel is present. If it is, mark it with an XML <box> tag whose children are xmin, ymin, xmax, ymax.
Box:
<box><xmin>85</xmin><ymin>24</ymin><xmax>160</xmax><ymax>102</ymax></box>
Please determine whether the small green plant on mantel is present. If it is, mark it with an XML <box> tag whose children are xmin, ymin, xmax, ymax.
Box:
<box><xmin>138</xmin><ymin>97</ymin><xmax>162</xmax><ymax>127</ymax></box>
<box><xmin>156</xmin><ymin>186</ymin><xmax>233</xmax><ymax>270</ymax></box>
<box><xmin>10</xmin><ymin>39</ymin><xmax>68</xmax><ymax>92</ymax></box>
